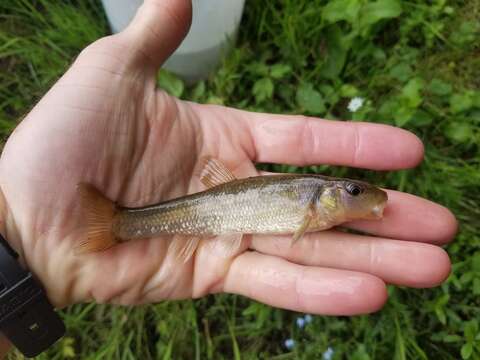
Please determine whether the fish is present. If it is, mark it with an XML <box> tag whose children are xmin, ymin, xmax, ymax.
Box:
<box><xmin>76</xmin><ymin>158</ymin><xmax>388</xmax><ymax>261</ymax></box>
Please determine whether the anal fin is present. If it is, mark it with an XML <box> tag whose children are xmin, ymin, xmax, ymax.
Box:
<box><xmin>168</xmin><ymin>232</ymin><xmax>244</xmax><ymax>262</ymax></box>
<box><xmin>207</xmin><ymin>233</ymin><xmax>244</xmax><ymax>257</ymax></box>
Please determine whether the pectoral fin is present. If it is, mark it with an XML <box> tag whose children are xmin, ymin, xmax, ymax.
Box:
<box><xmin>200</xmin><ymin>158</ymin><xmax>237</xmax><ymax>188</ymax></box>
<box><xmin>291</xmin><ymin>215</ymin><xmax>312</xmax><ymax>247</ymax></box>
<box><xmin>291</xmin><ymin>205</ymin><xmax>316</xmax><ymax>247</ymax></box>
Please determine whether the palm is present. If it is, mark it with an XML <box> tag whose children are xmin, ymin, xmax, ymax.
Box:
<box><xmin>0</xmin><ymin>1</ymin><xmax>456</xmax><ymax>314</ymax></box>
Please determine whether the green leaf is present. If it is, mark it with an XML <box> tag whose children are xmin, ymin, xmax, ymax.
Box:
<box><xmin>394</xmin><ymin>315</ymin><xmax>406</xmax><ymax>360</ymax></box>
<box><xmin>465</xmin><ymin>320</ymin><xmax>479</xmax><ymax>342</ymax></box>
<box><xmin>252</xmin><ymin>77</ymin><xmax>274</xmax><ymax>104</ymax></box>
<box><xmin>430</xmin><ymin>293</ymin><xmax>449</xmax><ymax>326</ymax></box>
<box><xmin>319</xmin><ymin>84</ymin><xmax>335</xmax><ymax>97</ymax></box>
<box><xmin>428</xmin><ymin>78</ymin><xmax>452</xmax><ymax>96</ymax></box>
<box><xmin>191</xmin><ymin>81</ymin><xmax>206</xmax><ymax>102</ymax></box>
<box><xmin>340</xmin><ymin>84</ymin><xmax>359</xmax><ymax>97</ymax></box>
<box><xmin>157</xmin><ymin>69</ymin><xmax>184</xmax><ymax>98</ymax></box>
<box><xmin>412</xmin><ymin>110</ymin><xmax>433</xmax><ymax>127</ymax></box>
<box><xmin>319</xmin><ymin>84</ymin><xmax>339</xmax><ymax>106</ymax></box>
<box><xmin>320</xmin><ymin>25</ymin><xmax>350</xmax><ymax>79</ymax></box>
<box><xmin>360</xmin><ymin>0</ymin><xmax>402</xmax><ymax>29</ymax></box>
<box><xmin>445</xmin><ymin>122</ymin><xmax>473</xmax><ymax>144</ymax></box>
<box><xmin>161</xmin><ymin>332</ymin><xmax>176</xmax><ymax>360</ymax></box>
<box><xmin>436</xmin><ymin>293</ymin><xmax>450</xmax><ymax>306</ymax></box>
<box><xmin>277</xmin><ymin>84</ymin><xmax>295</xmax><ymax>105</ymax></box>
<box><xmin>206</xmin><ymin>96</ymin><xmax>224</xmax><ymax>105</ymax></box>
<box><xmin>473</xmin><ymin>92</ymin><xmax>480</xmax><ymax>108</ymax></box>
<box><xmin>372</xmin><ymin>47</ymin><xmax>387</xmax><ymax>62</ymax></box>
<box><xmin>450</xmin><ymin>93</ymin><xmax>474</xmax><ymax>114</ymax></box>
<box><xmin>270</xmin><ymin>64</ymin><xmax>292</xmax><ymax>79</ymax></box>
<box><xmin>351</xmin><ymin>345</ymin><xmax>371</xmax><ymax>360</ymax></box>
<box><xmin>435</xmin><ymin>305</ymin><xmax>447</xmax><ymax>325</ymax></box>
<box><xmin>473</xmin><ymin>278</ymin><xmax>480</xmax><ymax>295</ymax></box>
<box><xmin>460</xmin><ymin>272</ymin><xmax>473</xmax><ymax>284</ymax></box>
<box><xmin>402</xmin><ymin>78</ymin><xmax>424</xmax><ymax>108</ymax></box>
<box><xmin>444</xmin><ymin>335</ymin><xmax>463</xmax><ymax>343</ymax></box>
<box><xmin>472</xmin><ymin>253</ymin><xmax>480</xmax><ymax>272</ymax></box>
<box><xmin>450</xmin><ymin>21</ymin><xmax>479</xmax><ymax>46</ymax></box>
<box><xmin>389</xmin><ymin>63</ymin><xmax>413</xmax><ymax>83</ymax></box>
<box><xmin>322</xmin><ymin>0</ymin><xmax>361</xmax><ymax>24</ymax></box>
<box><xmin>248</xmin><ymin>62</ymin><xmax>269</xmax><ymax>76</ymax></box>
<box><xmin>461</xmin><ymin>343</ymin><xmax>473</xmax><ymax>359</ymax></box>
<box><xmin>378</xmin><ymin>98</ymin><xmax>397</xmax><ymax>115</ymax></box>
<box><xmin>471</xmin><ymin>110</ymin><xmax>480</xmax><ymax>122</ymax></box>
<box><xmin>296</xmin><ymin>83</ymin><xmax>326</xmax><ymax>114</ymax></box>
<box><xmin>393</xmin><ymin>106</ymin><xmax>415</xmax><ymax>126</ymax></box>
<box><xmin>62</xmin><ymin>337</ymin><xmax>76</xmax><ymax>358</ymax></box>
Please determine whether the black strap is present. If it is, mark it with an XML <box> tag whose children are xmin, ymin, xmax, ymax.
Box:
<box><xmin>0</xmin><ymin>234</ymin><xmax>65</xmax><ymax>357</ymax></box>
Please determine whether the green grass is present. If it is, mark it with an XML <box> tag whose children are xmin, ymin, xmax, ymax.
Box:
<box><xmin>1</xmin><ymin>0</ymin><xmax>480</xmax><ymax>359</ymax></box>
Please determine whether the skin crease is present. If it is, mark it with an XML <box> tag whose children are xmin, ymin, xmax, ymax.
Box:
<box><xmin>0</xmin><ymin>0</ymin><xmax>458</xmax><ymax>356</ymax></box>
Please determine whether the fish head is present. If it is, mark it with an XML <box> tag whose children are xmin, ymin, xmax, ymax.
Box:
<box><xmin>335</xmin><ymin>179</ymin><xmax>388</xmax><ymax>220</ymax></box>
<box><xmin>317</xmin><ymin>179</ymin><xmax>388</xmax><ymax>221</ymax></box>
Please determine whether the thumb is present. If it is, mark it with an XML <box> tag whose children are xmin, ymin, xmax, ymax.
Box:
<box><xmin>120</xmin><ymin>0</ymin><xmax>192</xmax><ymax>70</ymax></box>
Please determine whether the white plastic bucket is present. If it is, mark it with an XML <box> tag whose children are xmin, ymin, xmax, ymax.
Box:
<box><xmin>101</xmin><ymin>0</ymin><xmax>246</xmax><ymax>82</ymax></box>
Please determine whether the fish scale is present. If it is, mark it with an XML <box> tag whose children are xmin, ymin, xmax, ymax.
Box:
<box><xmin>113</xmin><ymin>176</ymin><xmax>321</xmax><ymax>239</ymax></box>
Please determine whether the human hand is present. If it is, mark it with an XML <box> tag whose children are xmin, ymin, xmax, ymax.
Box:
<box><xmin>0</xmin><ymin>0</ymin><xmax>456</xmax><ymax>315</ymax></box>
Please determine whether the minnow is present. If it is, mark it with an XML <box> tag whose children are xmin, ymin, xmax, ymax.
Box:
<box><xmin>76</xmin><ymin>158</ymin><xmax>387</xmax><ymax>260</ymax></box>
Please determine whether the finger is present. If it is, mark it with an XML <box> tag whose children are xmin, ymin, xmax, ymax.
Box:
<box><xmin>250</xmin><ymin>231</ymin><xmax>451</xmax><ymax>288</ymax></box>
<box><xmin>223</xmin><ymin>251</ymin><xmax>387</xmax><ymax>315</ymax></box>
<box><xmin>122</xmin><ymin>0</ymin><xmax>192</xmax><ymax>69</ymax></box>
<box><xmin>346</xmin><ymin>190</ymin><xmax>458</xmax><ymax>244</ymax></box>
<box><xmin>228</xmin><ymin>108</ymin><xmax>424</xmax><ymax>170</ymax></box>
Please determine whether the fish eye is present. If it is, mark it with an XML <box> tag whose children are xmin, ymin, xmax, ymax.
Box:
<box><xmin>345</xmin><ymin>183</ymin><xmax>363</xmax><ymax>196</ymax></box>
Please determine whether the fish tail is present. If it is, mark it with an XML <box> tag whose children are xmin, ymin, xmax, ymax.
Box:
<box><xmin>75</xmin><ymin>183</ymin><xmax>119</xmax><ymax>254</ymax></box>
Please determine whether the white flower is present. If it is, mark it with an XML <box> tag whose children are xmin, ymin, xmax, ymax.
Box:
<box><xmin>284</xmin><ymin>338</ymin><xmax>295</xmax><ymax>349</ymax></box>
<box><xmin>296</xmin><ymin>317</ymin><xmax>305</xmax><ymax>328</ymax></box>
<box><xmin>347</xmin><ymin>97</ymin><xmax>365</xmax><ymax>112</ymax></box>
<box><xmin>323</xmin><ymin>347</ymin><xmax>334</xmax><ymax>360</ymax></box>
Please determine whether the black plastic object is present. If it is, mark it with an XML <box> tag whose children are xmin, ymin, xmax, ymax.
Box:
<box><xmin>0</xmin><ymin>234</ymin><xmax>65</xmax><ymax>357</ymax></box>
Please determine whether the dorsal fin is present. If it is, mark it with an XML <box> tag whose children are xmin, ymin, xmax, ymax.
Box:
<box><xmin>200</xmin><ymin>158</ymin><xmax>237</xmax><ymax>188</ymax></box>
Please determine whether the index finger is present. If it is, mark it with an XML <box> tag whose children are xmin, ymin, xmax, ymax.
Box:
<box><xmin>232</xmin><ymin>109</ymin><xmax>424</xmax><ymax>170</ymax></box>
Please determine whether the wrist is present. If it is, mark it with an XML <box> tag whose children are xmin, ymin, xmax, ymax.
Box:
<box><xmin>0</xmin><ymin>186</ymin><xmax>66</xmax><ymax>357</ymax></box>
<box><xmin>0</xmin><ymin>190</ymin><xmax>15</xmax><ymax>358</ymax></box>
<box><xmin>0</xmin><ymin>187</ymin><xmax>23</xmax><ymax>266</ymax></box>
<box><xmin>0</xmin><ymin>184</ymin><xmax>82</xmax><ymax>307</ymax></box>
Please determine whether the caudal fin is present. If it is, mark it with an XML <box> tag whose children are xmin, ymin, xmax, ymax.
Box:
<box><xmin>75</xmin><ymin>183</ymin><xmax>118</xmax><ymax>254</ymax></box>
